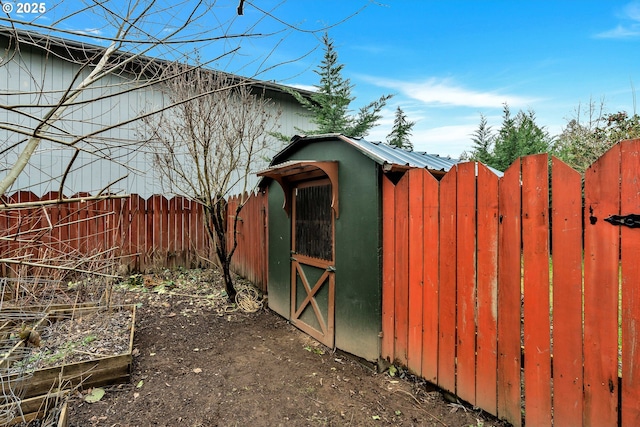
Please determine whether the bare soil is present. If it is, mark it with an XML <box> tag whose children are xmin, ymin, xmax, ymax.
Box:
<box><xmin>65</xmin><ymin>269</ymin><xmax>509</xmax><ymax>427</ymax></box>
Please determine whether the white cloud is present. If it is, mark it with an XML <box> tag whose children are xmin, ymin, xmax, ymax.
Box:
<box><xmin>625</xmin><ymin>1</ymin><xmax>640</xmax><ymax>21</ymax></box>
<box><xmin>366</xmin><ymin>121</ymin><xmax>476</xmax><ymax>158</ymax></box>
<box><xmin>289</xmin><ymin>83</ymin><xmax>316</xmax><ymax>92</ymax></box>
<box><xmin>595</xmin><ymin>2</ymin><xmax>640</xmax><ymax>39</ymax></box>
<box><xmin>76</xmin><ymin>28</ymin><xmax>103</xmax><ymax>36</ymax></box>
<box><xmin>363</xmin><ymin>76</ymin><xmax>535</xmax><ymax>109</ymax></box>
<box><xmin>412</xmin><ymin>124</ymin><xmax>477</xmax><ymax>156</ymax></box>
<box><xmin>594</xmin><ymin>24</ymin><xmax>640</xmax><ymax>39</ymax></box>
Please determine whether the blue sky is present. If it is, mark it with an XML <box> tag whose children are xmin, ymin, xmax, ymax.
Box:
<box><xmin>255</xmin><ymin>0</ymin><xmax>640</xmax><ymax>157</ymax></box>
<box><xmin>7</xmin><ymin>0</ymin><xmax>640</xmax><ymax>157</ymax></box>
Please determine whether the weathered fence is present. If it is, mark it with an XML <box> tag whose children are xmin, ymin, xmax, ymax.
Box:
<box><xmin>0</xmin><ymin>192</ymin><xmax>209</xmax><ymax>275</ymax></box>
<box><xmin>226</xmin><ymin>190</ymin><xmax>269</xmax><ymax>292</ymax></box>
<box><xmin>382</xmin><ymin>139</ymin><xmax>640</xmax><ymax>427</ymax></box>
<box><xmin>0</xmin><ymin>190</ymin><xmax>268</xmax><ymax>289</ymax></box>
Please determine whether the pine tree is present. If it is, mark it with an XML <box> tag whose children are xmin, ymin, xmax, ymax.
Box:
<box><xmin>463</xmin><ymin>105</ymin><xmax>552</xmax><ymax>171</ymax></box>
<box><xmin>466</xmin><ymin>114</ymin><xmax>494</xmax><ymax>164</ymax></box>
<box><xmin>288</xmin><ymin>33</ymin><xmax>392</xmax><ymax>138</ymax></box>
<box><xmin>386</xmin><ymin>107</ymin><xmax>415</xmax><ymax>151</ymax></box>
<box><xmin>492</xmin><ymin>105</ymin><xmax>552</xmax><ymax>171</ymax></box>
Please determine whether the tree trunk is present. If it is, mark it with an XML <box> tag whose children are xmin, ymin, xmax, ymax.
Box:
<box><xmin>204</xmin><ymin>198</ymin><xmax>237</xmax><ymax>302</ymax></box>
<box><xmin>221</xmin><ymin>258</ymin><xmax>236</xmax><ymax>301</ymax></box>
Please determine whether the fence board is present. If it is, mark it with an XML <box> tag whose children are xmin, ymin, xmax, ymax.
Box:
<box><xmin>4</xmin><ymin>193</ymin><xmax>20</xmax><ymax>275</ymax></box>
<box><xmin>110</xmin><ymin>198</ymin><xmax>121</xmax><ymax>251</ymax></box>
<box><xmin>476</xmin><ymin>163</ymin><xmax>499</xmax><ymax>416</ymax></box>
<box><xmin>75</xmin><ymin>193</ymin><xmax>91</xmax><ymax>253</ymax></box>
<box><xmin>620</xmin><ymin>139</ymin><xmax>640</xmax><ymax>426</ymax></box>
<box><xmin>583</xmin><ymin>144</ymin><xmax>620</xmax><ymax>427</ymax></box>
<box><xmin>497</xmin><ymin>159</ymin><xmax>522</xmax><ymax>427</ymax></box>
<box><xmin>96</xmin><ymin>199</ymin><xmax>108</xmax><ymax>252</ymax></box>
<box><xmin>168</xmin><ymin>197</ymin><xmax>180</xmax><ymax>267</ymax></box>
<box><xmin>186</xmin><ymin>198</ymin><xmax>198</xmax><ymax>265</ymax></box>
<box><xmin>394</xmin><ymin>173</ymin><xmax>410</xmax><ymax>366</ymax></box>
<box><xmin>85</xmin><ymin>198</ymin><xmax>97</xmax><ymax>252</ymax></box>
<box><xmin>129</xmin><ymin>195</ymin><xmax>145</xmax><ymax>271</ymax></box>
<box><xmin>381</xmin><ymin>175</ymin><xmax>396</xmax><ymax>362</ymax></box>
<box><xmin>195</xmin><ymin>202</ymin><xmax>207</xmax><ymax>262</ymax></box>
<box><xmin>551</xmin><ymin>157</ymin><xmax>584</xmax><ymax>427</ymax></box>
<box><xmin>159</xmin><ymin>196</ymin><xmax>170</xmax><ymax>263</ymax></box>
<box><xmin>437</xmin><ymin>168</ymin><xmax>457</xmax><ymax>394</ymax></box>
<box><xmin>421</xmin><ymin>170</ymin><xmax>439</xmax><ymax>383</ymax></box>
<box><xmin>407</xmin><ymin>169</ymin><xmax>424</xmax><ymax>375</ymax></box>
<box><xmin>227</xmin><ymin>195</ymin><xmax>238</xmax><ymax>264</ymax></box>
<box><xmin>456</xmin><ymin>162</ymin><xmax>477</xmax><ymax>405</ymax></box>
<box><xmin>56</xmin><ymin>195</ymin><xmax>71</xmax><ymax>261</ymax></box>
<box><xmin>522</xmin><ymin>154</ymin><xmax>552</xmax><ymax>427</ymax></box>
<box><xmin>67</xmin><ymin>195</ymin><xmax>80</xmax><ymax>253</ymax></box>
<box><xmin>42</xmin><ymin>192</ymin><xmax>62</xmax><ymax>257</ymax></box>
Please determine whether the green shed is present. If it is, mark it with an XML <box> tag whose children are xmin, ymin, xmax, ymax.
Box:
<box><xmin>258</xmin><ymin>134</ymin><xmax>460</xmax><ymax>361</ymax></box>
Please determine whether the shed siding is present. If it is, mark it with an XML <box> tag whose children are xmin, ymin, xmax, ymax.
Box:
<box><xmin>267</xmin><ymin>139</ymin><xmax>382</xmax><ymax>361</ymax></box>
<box><xmin>267</xmin><ymin>183</ymin><xmax>292</xmax><ymax>318</ymax></box>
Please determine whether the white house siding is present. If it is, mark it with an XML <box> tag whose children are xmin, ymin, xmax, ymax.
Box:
<box><xmin>0</xmin><ymin>34</ymin><xmax>314</xmax><ymax>199</ymax></box>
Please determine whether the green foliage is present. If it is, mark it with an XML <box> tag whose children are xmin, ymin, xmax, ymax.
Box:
<box><xmin>554</xmin><ymin>106</ymin><xmax>640</xmax><ymax>173</ymax></box>
<box><xmin>465</xmin><ymin>104</ymin><xmax>553</xmax><ymax>171</ymax></box>
<box><xmin>465</xmin><ymin>114</ymin><xmax>494</xmax><ymax>164</ymax></box>
<box><xmin>288</xmin><ymin>33</ymin><xmax>392</xmax><ymax>138</ymax></box>
<box><xmin>386</xmin><ymin>107</ymin><xmax>415</xmax><ymax>151</ymax></box>
<box><xmin>492</xmin><ymin>105</ymin><xmax>553</xmax><ymax>171</ymax></box>
<box><xmin>82</xmin><ymin>334</ymin><xmax>98</xmax><ymax>346</ymax></box>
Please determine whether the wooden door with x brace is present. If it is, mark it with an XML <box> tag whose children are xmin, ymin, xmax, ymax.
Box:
<box><xmin>290</xmin><ymin>179</ymin><xmax>335</xmax><ymax>348</ymax></box>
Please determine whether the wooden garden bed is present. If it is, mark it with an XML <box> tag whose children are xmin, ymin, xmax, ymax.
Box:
<box><xmin>2</xmin><ymin>392</ymin><xmax>68</xmax><ymax>426</ymax></box>
<box><xmin>24</xmin><ymin>305</ymin><xmax>135</xmax><ymax>398</ymax></box>
<box><xmin>1</xmin><ymin>305</ymin><xmax>135</xmax><ymax>425</ymax></box>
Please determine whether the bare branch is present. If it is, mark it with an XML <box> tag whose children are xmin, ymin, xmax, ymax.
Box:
<box><xmin>142</xmin><ymin>62</ymin><xmax>281</xmax><ymax>299</ymax></box>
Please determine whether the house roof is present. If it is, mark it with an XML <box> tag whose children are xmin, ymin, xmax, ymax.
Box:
<box><xmin>271</xmin><ymin>134</ymin><xmax>463</xmax><ymax>175</ymax></box>
<box><xmin>0</xmin><ymin>26</ymin><xmax>314</xmax><ymax>100</ymax></box>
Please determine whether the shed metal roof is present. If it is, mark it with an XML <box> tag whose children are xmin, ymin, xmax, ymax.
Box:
<box><xmin>271</xmin><ymin>134</ymin><xmax>462</xmax><ymax>174</ymax></box>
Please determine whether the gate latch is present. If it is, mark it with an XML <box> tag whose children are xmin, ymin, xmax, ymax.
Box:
<box><xmin>604</xmin><ymin>214</ymin><xmax>640</xmax><ymax>228</ymax></box>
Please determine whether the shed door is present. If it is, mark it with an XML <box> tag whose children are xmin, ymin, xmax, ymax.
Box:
<box><xmin>291</xmin><ymin>180</ymin><xmax>335</xmax><ymax>348</ymax></box>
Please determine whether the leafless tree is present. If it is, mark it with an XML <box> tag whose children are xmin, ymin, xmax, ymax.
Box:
<box><xmin>0</xmin><ymin>0</ymin><xmax>375</xmax><ymax>204</ymax></box>
<box><xmin>142</xmin><ymin>63</ymin><xmax>281</xmax><ymax>300</ymax></box>
<box><xmin>0</xmin><ymin>0</ymin><xmax>376</xmax><ymax>284</ymax></box>
<box><xmin>1</xmin><ymin>1</ymin><xmax>240</xmax><ymax>201</ymax></box>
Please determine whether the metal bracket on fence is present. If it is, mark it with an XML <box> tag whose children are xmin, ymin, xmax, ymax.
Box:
<box><xmin>604</xmin><ymin>214</ymin><xmax>640</xmax><ymax>228</ymax></box>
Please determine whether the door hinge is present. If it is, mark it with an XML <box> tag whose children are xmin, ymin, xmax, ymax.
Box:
<box><xmin>604</xmin><ymin>214</ymin><xmax>640</xmax><ymax>228</ymax></box>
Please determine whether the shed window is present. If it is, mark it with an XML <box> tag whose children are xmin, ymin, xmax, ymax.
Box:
<box><xmin>295</xmin><ymin>183</ymin><xmax>333</xmax><ymax>261</ymax></box>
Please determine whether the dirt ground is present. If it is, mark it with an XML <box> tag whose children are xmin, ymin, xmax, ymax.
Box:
<box><xmin>66</xmin><ymin>269</ymin><xmax>509</xmax><ymax>427</ymax></box>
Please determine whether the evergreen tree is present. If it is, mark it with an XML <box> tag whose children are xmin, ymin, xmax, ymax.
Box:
<box><xmin>466</xmin><ymin>114</ymin><xmax>494</xmax><ymax>164</ymax></box>
<box><xmin>288</xmin><ymin>33</ymin><xmax>392</xmax><ymax>138</ymax></box>
<box><xmin>463</xmin><ymin>104</ymin><xmax>552</xmax><ymax>171</ymax></box>
<box><xmin>386</xmin><ymin>107</ymin><xmax>415</xmax><ymax>151</ymax></box>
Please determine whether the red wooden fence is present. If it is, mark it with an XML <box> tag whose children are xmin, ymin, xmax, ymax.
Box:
<box><xmin>382</xmin><ymin>139</ymin><xmax>640</xmax><ymax>427</ymax></box>
<box><xmin>0</xmin><ymin>192</ymin><xmax>209</xmax><ymax>275</ymax></box>
<box><xmin>0</xmin><ymin>190</ymin><xmax>268</xmax><ymax>290</ymax></box>
<box><xmin>226</xmin><ymin>190</ymin><xmax>269</xmax><ymax>292</ymax></box>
